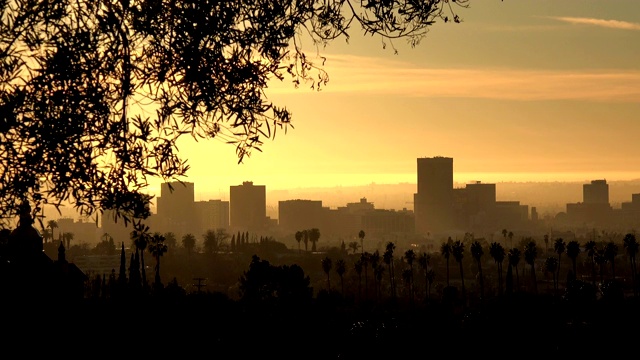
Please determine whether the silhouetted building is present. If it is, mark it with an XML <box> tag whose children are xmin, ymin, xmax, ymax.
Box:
<box><xmin>101</xmin><ymin>209</ymin><xmax>154</xmax><ymax>245</ymax></box>
<box><xmin>493</xmin><ymin>201</ymin><xmax>529</xmax><ymax>229</ymax></box>
<box><xmin>57</xmin><ymin>217</ymin><xmax>101</xmax><ymax>247</ymax></box>
<box><xmin>414</xmin><ymin>156</ymin><xmax>454</xmax><ymax>235</ymax></box>
<box><xmin>361</xmin><ymin>208</ymin><xmax>415</xmax><ymax>238</ymax></box>
<box><xmin>195</xmin><ymin>199</ymin><xmax>230</xmax><ymax>232</ymax></box>
<box><xmin>453</xmin><ymin>181</ymin><xmax>497</xmax><ymax>230</ymax></box>
<box><xmin>584</xmin><ymin>179</ymin><xmax>609</xmax><ymax>204</ymax></box>
<box><xmin>230</xmin><ymin>181</ymin><xmax>266</xmax><ymax>233</ymax></box>
<box><xmin>156</xmin><ymin>181</ymin><xmax>197</xmax><ymax>238</ymax></box>
<box><xmin>619</xmin><ymin>193</ymin><xmax>640</xmax><ymax>230</ymax></box>
<box><xmin>566</xmin><ymin>179</ymin><xmax>613</xmax><ymax>227</ymax></box>
<box><xmin>278</xmin><ymin>199</ymin><xmax>324</xmax><ymax>233</ymax></box>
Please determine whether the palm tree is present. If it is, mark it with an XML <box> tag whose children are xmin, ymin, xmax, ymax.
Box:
<box><xmin>470</xmin><ymin>240</ymin><xmax>484</xmax><ymax>300</ymax></box>
<box><xmin>348</xmin><ymin>241</ymin><xmax>360</xmax><ymax>255</ymax></box>
<box><xmin>131</xmin><ymin>224</ymin><xmax>150</xmax><ymax>289</ymax></box>
<box><xmin>335</xmin><ymin>259</ymin><xmax>347</xmax><ymax>295</ymax></box>
<box><xmin>404</xmin><ymin>249</ymin><xmax>416</xmax><ymax>305</ymax></box>
<box><xmin>62</xmin><ymin>232</ymin><xmax>74</xmax><ymax>250</ymax></box>
<box><xmin>148</xmin><ymin>232</ymin><xmax>167</xmax><ymax>290</ymax></box>
<box><xmin>361</xmin><ymin>251</ymin><xmax>370</xmax><ymax>300</ymax></box>
<box><xmin>295</xmin><ymin>231</ymin><xmax>303</xmax><ymax>253</ymax></box>
<box><xmin>544</xmin><ymin>234</ymin><xmax>549</xmax><ymax>254</ymax></box>
<box><xmin>41</xmin><ymin>228</ymin><xmax>52</xmax><ymax>244</ymax></box>
<box><xmin>354</xmin><ymin>259</ymin><xmax>363</xmax><ymax>301</ymax></box>
<box><xmin>425</xmin><ymin>269</ymin><xmax>436</xmax><ymax>301</ymax></box>
<box><xmin>544</xmin><ymin>256</ymin><xmax>559</xmax><ymax>295</ymax></box>
<box><xmin>508</xmin><ymin>231</ymin><xmax>514</xmax><ymax>249</ymax></box>
<box><xmin>47</xmin><ymin>219</ymin><xmax>58</xmax><ymax>245</ymax></box>
<box><xmin>303</xmin><ymin>229</ymin><xmax>309</xmax><ymax>252</ymax></box>
<box><xmin>554</xmin><ymin>238</ymin><xmax>566</xmax><ymax>286</ymax></box>
<box><xmin>623</xmin><ymin>233</ymin><xmax>639</xmax><ymax>297</ymax></box>
<box><xmin>502</xmin><ymin>229</ymin><xmax>508</xmax><ymax>245</ymax></box>
<box><xmin>452</xmin><ymin>240</ymin><xmax>465</xmax><ymax>301</ymax></box>
<box><xmin>566</xmin><ymin>240</ymin><xmax>581</xmax><ymax>282</ymax></box>
<box><xmin>373</xmin><ymin>262</ymin><xmax>385</xmax><ymax>301</ymax></box>
<box><xmin>594</xmin><ymin>248</ymin><xmax>606</xmax><ymax>283</ymax></box>
<box><xmin>524</xmin><ymin>240</ymin><xmax>538</xmax><ymax>294</ymax></box>
<box><xmin>163</xmin><ymin>232</ymin><xmax>177</xmax><ymax>251</ymax></box>
<box><xmin>418</xmin><ymin>252</ymin><xmax>431</xmax><ymax>302</ymax></box>
<box><xmin>584</xmin><ymin>240</ymin><xmax>598</xmax><ymax>288</ymax></box>
<box><xmin>308</xmin><ymin>228</ymin><xmax>321</xmax><ymax>252</ymax></box>
<box><xmin>369</xmin><ymin>250</ymin><xmax>381</xmax><ymax>300</ymax></box>
<box><xmin>489</xmin><ymin>242</ymin><xmax>506</xmax><ymax>296</ymax></box>
<box><xmin>321</xmin><ymin>256</ymin><xmax>332</xmax><ymax>291</ymax></box>
<box><xmin>182</xmin><ymin>233</ymin><xmax>196</xmax><ymax>256</ymax></box>
<box><xmin>202</xmin><ymin>229</ymin><xmax>220</xmax><ymax>254</ymax></box>
<box><xmin>383</xmin><ymin>241</ymin><xmax>396</xmax><ymax>299</ymax></box>
<box><xmin>358</xmin><ymin>230</ymin><xmax>365</xmax><ymax>254</ymax></box>
<box><xmin>604</xmin><ymin>241</ymin><xmax>618</xmax><ymax>280</ymax></box>
<box><xmin>508</xmin><ymin>247</ymin><xmax>521</xmax><ymax>292</ymax></box>
<box><xmin>440</xmin><ymin>238</ymin><xmax>453</xmax><ymax>287</ymax></box>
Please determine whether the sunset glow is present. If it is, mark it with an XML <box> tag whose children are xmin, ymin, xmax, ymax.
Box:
<box><xmin>144</xmin><ymin>1</ymin><xmax>639</xmax><ymax>206</ymax></box>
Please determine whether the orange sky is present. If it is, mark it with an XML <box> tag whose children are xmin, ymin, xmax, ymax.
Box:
<box><xmin>141</xmin><ymin>1</ymin><xmax>640</xmax><ymax>202</ymax></box>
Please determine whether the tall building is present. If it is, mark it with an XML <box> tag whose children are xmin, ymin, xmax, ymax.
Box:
<box><xmin>230</xmin><ymin>181</ymin><xmax>266</xmax><ymax>233</ymax></box>
<box><xmin>453</xmin><ymin>181</ymin><xmax>496</xmax><ymax>230</ymax></box>
<box><xmin>414</xmin><ymin>156</ymin><xmax>454</xmax><ymax>235</ymax></box>
<box><xmin>195</xmin><ymin>199</ymin><xmax>230</xmax><ymax>232</ymax></box>
<box><xmin>156</xmin><ymin>181</ymin><xmax>196</xmax><ymax>238</ymax></box>
<box><xmin>566</xmin><ymin>179</ymin><xmax>612</xmax><ymax>227</ymax></box>
<box><xmin>583</xmin><ymin>179</ymin><xmax>609</xmax><ymax>204</ymax></box>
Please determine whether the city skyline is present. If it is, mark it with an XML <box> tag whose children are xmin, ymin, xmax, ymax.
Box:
<box><xmin>43</xmin><ymin>168</ymin><xmax>640</xmax><ymax>223</ymax></box>
<box><xmin>141</xmin><ymin>0</ymin><xmax>640</xmax><ymax>195</ymax></box>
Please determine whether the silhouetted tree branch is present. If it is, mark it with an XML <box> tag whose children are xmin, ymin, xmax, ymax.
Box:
<box><xmin>0</xmin><ymin>0</ymin><xmax>469</xmax><ymax>226</ymax></box>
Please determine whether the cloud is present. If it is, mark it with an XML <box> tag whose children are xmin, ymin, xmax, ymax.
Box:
<box><xmin>549</xmin><ymin>16</ymin><xmax>640</xmax><ymax>31</ymax></box>
<box><xmin>266</xmin><ymin>54</ymin><xmax>640</xmax><ymax>102</ymax></box>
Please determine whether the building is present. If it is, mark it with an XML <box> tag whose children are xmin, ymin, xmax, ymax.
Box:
<box><xmin>566</xmin><ymin>179</ymin><xmax>613</xmax><ymax>227</ymax></box>
<box><xmin>453</xmin><ymin>181</ymin><xmax>497</xmax><ymax>231</ymax></box>
<box><xmin>584</xmin><ymin>179</ymin><xmax>609</xmax><ymax>204</ymax></box>
<box><xmin>56</xmin><ymin>217</ymin><xmax>101</xmax><ymax>247</ymax></box>
<box><xmin>155</xmin><ymin>181</ymin><xmax>197</xmax><ymax>238</ymax></box>
<box><xmin>414</xmin><ymin>156</ymin><xmax>454</xmax><ymax>235</ymax></box>
<box><xmin>278</xmin><ymin>199</ymin><xmax>324</xmax><ymax>234</ymax></box>
<box><xmin>230</xmin><ymin>181</ymin><xmax>266</xmax><ymax>233</ymax></box>
<box><xmin>195</xmin><ymin>199</ymin><xmax>230</xmax><ymax>232</ymax></box>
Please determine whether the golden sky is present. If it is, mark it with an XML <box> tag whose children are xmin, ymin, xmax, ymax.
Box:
<box><xmin>148</xmin><ymin>0</ymin><xmax>640</xmax><ymax>201</ymax></box>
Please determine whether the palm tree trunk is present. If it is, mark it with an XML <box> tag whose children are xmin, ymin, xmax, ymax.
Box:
<box><xmin>531</xmin><ymin>264</ymin><xmax>537</xmax><ymax>294</ymax></box>
<box><xmin>459</xmin><ymin>262</ymin><xmax>465</xmax><ymax>302</ymax></box>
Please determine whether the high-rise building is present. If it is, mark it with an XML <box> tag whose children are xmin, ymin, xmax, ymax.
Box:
<box><xmin>156</xmin><ymin>181</ymin><xmax>196</xmax><ymax>238</ymax></box>
<box><xmin>195</xmin><ymin>199</ymin><xmax>230</xmax><ymax>232</ymax></box>
<box><xmin>230</xmin><ymin>181</ymin><xmax>266</xmax><ymax>232</ymax></box>
<box><xmin>583</xmin><ymin>179</ymin><xmax>609</xmax><ymax>204</ymax></box>
<box><xmin>414</xmin><ymin>156</ymin><xmax>454</xmax><ymax>235</ymax></box>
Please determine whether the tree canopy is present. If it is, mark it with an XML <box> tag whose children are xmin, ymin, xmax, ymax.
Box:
<box><xmin>0</xmin><ymin>0</ymin><xmax>469</xmax><ymax>227</ymax></box>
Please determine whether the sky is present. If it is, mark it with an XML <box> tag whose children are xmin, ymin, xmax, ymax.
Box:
<box><xmin>148</xmin><ymin>0</ymin><xmax>640</xmax><ymax>202</ymax></box>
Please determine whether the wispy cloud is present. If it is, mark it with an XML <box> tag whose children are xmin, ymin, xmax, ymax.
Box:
<box><xmin>267</xmin><ymin>54</ymin><xmax>640</xmax><ymax>102</ymax></box>
<box><xmin>549</xmin><ymin>16</ymin><xmax>640</xmax><ymax>31</ymax></box>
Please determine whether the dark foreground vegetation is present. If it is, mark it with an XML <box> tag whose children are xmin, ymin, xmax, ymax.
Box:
<box><xmin>3</xmin><ymin>207</ymin><xmax>640</xmax><ymax>358</ymax></box>
<box><xmin>4</xmin><ymin>248</ymin><xmax>640</xmax><ymax>359</ymax></box>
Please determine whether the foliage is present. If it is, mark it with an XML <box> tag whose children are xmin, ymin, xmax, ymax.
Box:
<box><xmin>0</xmin><ymin>0</ymin><xmax>469</xmax><ymax>227</ymax></box>
<box><xmin>238</xmin><ymin>255</ymin><xmax>312</xmax><ymax>306</ymax></box>
<box><xmin>203</xmin><ymin>228</ymin><xmax>230</xmax><ymax>254</ymax></box>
